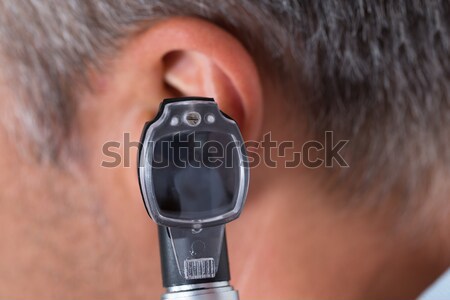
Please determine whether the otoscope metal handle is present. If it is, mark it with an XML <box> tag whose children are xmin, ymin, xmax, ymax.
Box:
<box><xmin>161</xmin><ymin>282</ymin><xmax>239</xmax><ymax>300</ymax></box>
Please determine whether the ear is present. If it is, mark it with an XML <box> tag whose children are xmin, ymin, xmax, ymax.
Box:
<box><xmin>79</xmin><ymin>17</ymin><xmax>264</xmax><ymax>234</ymax></box>
<box><xmin>160</xmin><ymin>18</ymin><xmax>263</xmax><ymax>139</ymax></box>
<box><xmin>97</xmin><ymin>17</ymin><xmax>263</xmax><ymax>140</ymax></box>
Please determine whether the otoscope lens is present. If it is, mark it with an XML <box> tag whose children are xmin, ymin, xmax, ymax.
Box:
<box><xmin>151</xmin><ymin>131</ymin><xmax>240</xmax><ymax>220</ymax></box>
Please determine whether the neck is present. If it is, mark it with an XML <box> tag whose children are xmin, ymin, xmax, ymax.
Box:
<box><xmin>227</xmin><ymin>169</ymin><xmax>448</xmax><ymax>299</ymax></box>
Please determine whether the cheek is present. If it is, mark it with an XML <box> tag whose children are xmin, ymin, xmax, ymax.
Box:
<box><xmin>0</xmin><ymin>156</ymin><xmax>134</xmax><ymax>297</ymax></box>
<box><xmin>0</xmin><ymin>160</ymin><xmax>163</xmax><ymax>298</ymax></box>
<box><xmin>78</xmin><ymin>92</ymin><xmax>155</xmax><ymax>252</ymax></box>
<box><xmin>73</xmin><ymin>81</ymin><xmax>167</xmax><ymax>296</ymax></box>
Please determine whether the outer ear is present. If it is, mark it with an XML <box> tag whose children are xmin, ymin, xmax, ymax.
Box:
<box><xmin>80</xmin><ymin>17</ymin><xmax>264</xmax><ymax>214</ymax></box>
<box><xmin>128</xmin><ymin>17</ymin><xmax>263</xmax><ymax>140</ymax></box>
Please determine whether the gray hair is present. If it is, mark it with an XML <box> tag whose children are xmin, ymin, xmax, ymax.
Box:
<box><xmin>0</xmin><ymin>0</ymin><xmax>449</xmax><ymax>208</ymax></box>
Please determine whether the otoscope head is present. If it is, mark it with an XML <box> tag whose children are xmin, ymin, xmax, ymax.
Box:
<box><xmin>138</xmin><ymin>97</ymin><xmax>249</xmax><ymax>229</ymax></box>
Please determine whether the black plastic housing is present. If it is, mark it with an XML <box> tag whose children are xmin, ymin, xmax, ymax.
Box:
<box><xmin>158</xmin><ymin>225</ymin><xmax>231</xmax><ymax>288</ymax></box>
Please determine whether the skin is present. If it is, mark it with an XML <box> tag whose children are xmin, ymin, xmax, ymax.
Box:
<box><xmin>0</xmin><ymin>17</ymin><xmax>449</xmax><ymax>299</ymax></box>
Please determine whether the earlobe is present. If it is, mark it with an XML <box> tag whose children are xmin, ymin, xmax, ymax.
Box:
<box><xmin>147</xmin><ymin>17</ymin><xmax>263</xmax><ymax>140</ymax></box>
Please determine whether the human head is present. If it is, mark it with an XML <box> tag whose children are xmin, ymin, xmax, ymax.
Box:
<box><xmin>0</xmin><ymin>1</ymin><xmax>449</xmax><ymax>298</ymax></box>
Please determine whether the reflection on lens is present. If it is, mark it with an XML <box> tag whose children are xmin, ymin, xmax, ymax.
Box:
<box><xmin>152</xmin><ymin>131</ymin><xmax>240</xmax><ymax>220</ymax></box>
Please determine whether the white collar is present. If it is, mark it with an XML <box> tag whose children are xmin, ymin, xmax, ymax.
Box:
<box><xmin>419</xmin><ymin>268</ymin><xmax>450</xmax><ymax>300</ymax></box>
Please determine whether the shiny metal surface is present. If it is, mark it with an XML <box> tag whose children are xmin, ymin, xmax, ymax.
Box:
<box><xmin>162</xmin><ymin>282</ymin><xmax>239</xmax><ymax>300</ymax></box>
<box><xmin>167</xmin><ymin>281</ymin><xmax>229</xmax><ymax>293</ymax></box>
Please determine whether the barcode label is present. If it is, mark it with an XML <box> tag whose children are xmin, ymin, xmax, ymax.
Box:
<box><xmin>184</xmin><ymin>258</ymin><xmax>216</xmax><ymax>279</ymax></box>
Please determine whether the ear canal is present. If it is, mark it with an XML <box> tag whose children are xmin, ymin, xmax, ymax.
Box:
<box><xmin>163</xmin><ymin>50</ymin><xmax>245</xmax><ymax>128</ymax></box>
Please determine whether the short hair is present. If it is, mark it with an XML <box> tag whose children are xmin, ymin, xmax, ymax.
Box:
<box><xmin>0</xmin><ymin>1</ymin><xmax>449</xmax><ymax>207</ymax></box>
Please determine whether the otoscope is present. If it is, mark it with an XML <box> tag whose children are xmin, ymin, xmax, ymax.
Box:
<box><xmin>138</xmin><ymin>97</ymin><xmax>248</xmax><ymax>300</ymax></box>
